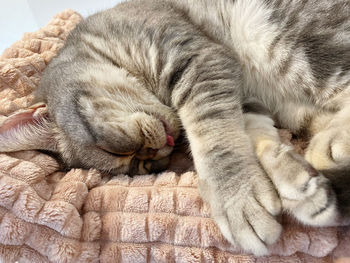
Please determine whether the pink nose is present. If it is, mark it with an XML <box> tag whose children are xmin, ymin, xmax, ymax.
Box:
<box><xmin>166</xmin><ymin>134</ymin><xmax>175</xmax><ymax>147</ymax></box>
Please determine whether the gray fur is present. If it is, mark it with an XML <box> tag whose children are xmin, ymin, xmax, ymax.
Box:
<box><xmin>0</xmin><ymin>0</ymin><xmax>349</xmax><ymax>255</ymax></box>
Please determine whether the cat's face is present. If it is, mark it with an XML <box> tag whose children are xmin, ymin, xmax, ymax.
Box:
<box><xmin>0</xmin><ymin>101</ymin><xmax>181</xmax><ymax>175</ymax></box>
<box><xmin>55</xmin><ymin>107</ymin><xmax>180</xmax><ymax>175</ymax></box>
<box><xmin>0</xmin><ymin>63</ymin><xmax>182</xmax><ymax>175</ymax></box>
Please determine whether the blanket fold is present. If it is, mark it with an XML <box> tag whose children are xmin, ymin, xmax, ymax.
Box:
<box><xmin>0</xmin><ymin>9</ymin><xmax>349</xmax><ymax>263</ymax></box>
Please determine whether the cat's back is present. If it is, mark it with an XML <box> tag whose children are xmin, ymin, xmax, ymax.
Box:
<box><xmin>164</xmin><ymin>0</ymin><xmax>349</xmax><ymax>131</ymax></box>
<box><xmin>169</xmin><ymin>0</ymin><xmax>349</xmax><ymax>84</ymax></box>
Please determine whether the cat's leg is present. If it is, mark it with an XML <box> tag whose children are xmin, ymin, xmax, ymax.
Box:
<box><xmin>244</xmin><ymin>111</ymin><xmax>339</xmax><ymax>226</ymax></box>
<box><xmin>304</xmin><ymin>108</ymin><xmax>350</xmax><ymax>221</ymax></box>
<box><xmin>171</xmin><ymin>51</ymin><xmax>282</xmax><ymax>256</ymax></box>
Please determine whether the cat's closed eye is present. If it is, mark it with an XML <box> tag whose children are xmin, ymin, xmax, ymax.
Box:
<box><xmin>97</xmin><ymin>146</ymin><xmax>136</xmax><ymax>157</ymax></box>
<box><xmin>98</xmin><ymin>145</ymin><xmax>159</xmax><ymax>160</ymax></box>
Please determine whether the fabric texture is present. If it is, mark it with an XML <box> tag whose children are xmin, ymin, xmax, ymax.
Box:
<box><xmin>0</xmin><ymin>9</ymin><xmax>349</xmax><ymax>263</ymax></box>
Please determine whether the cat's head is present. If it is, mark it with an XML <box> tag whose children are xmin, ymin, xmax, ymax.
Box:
<box><xmin>0</xmin><ymin>102</ymin><xmax>180</xmax><ymax>175</ymax></box>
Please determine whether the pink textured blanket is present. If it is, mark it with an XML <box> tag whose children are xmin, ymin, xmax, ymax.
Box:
<box><xmin>0</xmin><ymin>9</ymin><xmax>349</xmax><ymax>263</ymax></box>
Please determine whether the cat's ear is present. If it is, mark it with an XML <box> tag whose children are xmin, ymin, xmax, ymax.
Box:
<box><xmin>0</xmin><ymin>103</ymin><xmax>58</xmax><ymax>152</ymax></box>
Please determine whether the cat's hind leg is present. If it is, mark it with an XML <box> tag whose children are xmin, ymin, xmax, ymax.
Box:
<box><xmin>244</xmin><ymin>109</ymin><xmax>339</xmax><ymax>226</ymax></box>
<box><xmin>305</xmin><ymin>107</ymin><xmax>350</xmax><ymax>171</ymax></box>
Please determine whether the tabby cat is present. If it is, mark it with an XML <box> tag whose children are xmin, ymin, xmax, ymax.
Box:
<box><xmin>0</xmin><ymin>0</ymin><xmax>349</xmax><ymax>255</ymax></box>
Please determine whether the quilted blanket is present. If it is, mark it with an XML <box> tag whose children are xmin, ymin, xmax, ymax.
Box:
<box><xmin>0</xmin><ymin>9</ymin><xmax>349</xmax><ymax>263</ymax></box>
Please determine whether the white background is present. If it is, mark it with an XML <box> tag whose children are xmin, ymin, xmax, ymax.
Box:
<box><xmin>0</xmin><ymin>0</ymin><xmax>123</xmax><ymax>53</ymax></box>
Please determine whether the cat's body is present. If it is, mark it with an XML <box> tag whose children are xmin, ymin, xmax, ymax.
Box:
<box><xmin>173</xmin><ymin>0</ymin><xmax>350</xmax><ymax>131</ymax></box>
<box><xmin>0</xmin><ymin>0</ymin><xmax>349</xmax><ymax>255</ymax></box>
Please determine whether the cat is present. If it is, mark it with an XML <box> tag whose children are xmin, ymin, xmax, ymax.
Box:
<box><xmin>0</xmin><ymin>0</ymin><xmax>349</xmax><ymax>256</ymax></box>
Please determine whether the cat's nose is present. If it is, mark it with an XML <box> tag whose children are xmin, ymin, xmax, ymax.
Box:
<box><xmin>136</xmin><ymin>147</ymin><xmax>158</xmax><ymax>160</ymax></box>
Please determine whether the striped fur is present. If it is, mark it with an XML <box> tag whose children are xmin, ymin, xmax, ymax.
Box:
<box><xmin>1</xmin><ymin>0</ymin><xmax>349</xmax><ymax>255</ymax></box>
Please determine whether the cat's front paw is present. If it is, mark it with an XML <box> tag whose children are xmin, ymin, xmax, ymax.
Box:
<box><xmin>260</xmin><ymin>146</ymin><xmax>339</xmax><ymax>226</ymax></box>
<box><xmin>281</xmin><ymin>178</ymin><xmax>339</xmax><ymax>226</ymax></box>
<box><xmin>280</xmin><ymin>171</ymin><xmax>338</xmax><ymax>226</ymax></box>
<box><xmin>200</xmin><ymin>176</ymin><xmax>282</xmax><ymax>256</ymax></box>
<box><xmin>305</xmin><ymin>129</ymin><xmax>350</xmax><ymax>170</ymax></box>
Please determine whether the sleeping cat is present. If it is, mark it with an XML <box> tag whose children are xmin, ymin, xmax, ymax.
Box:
<box><xmin>0</xmin><ymin>0</ymin><xmax>349</xmax><ymax>256</ymax></box>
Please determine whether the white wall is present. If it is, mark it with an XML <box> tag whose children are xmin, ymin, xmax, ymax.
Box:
<box><xmin>0</xmin><ymin>0</ymin><xmax>122</xmax><ymax>53</ymax></box>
